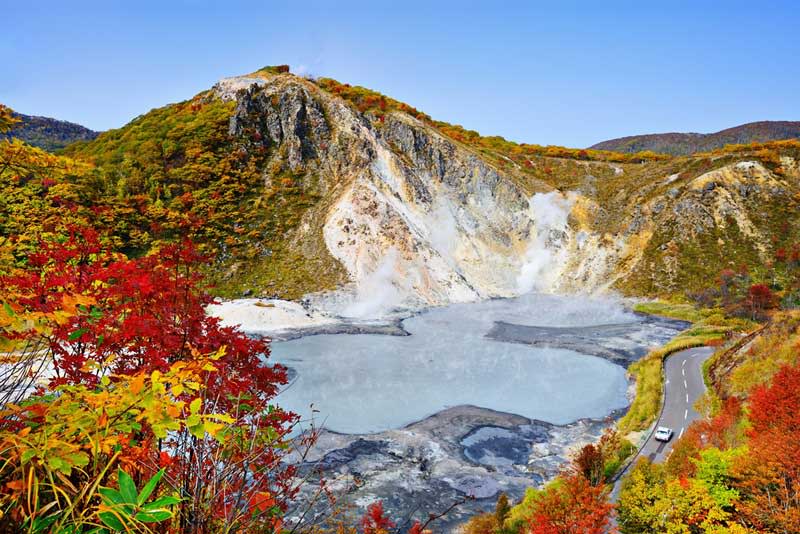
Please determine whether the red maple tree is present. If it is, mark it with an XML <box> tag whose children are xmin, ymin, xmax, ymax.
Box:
<box><xmin>1</xmin><ymin>226</ymin><xmax>302</xmax><ymax>533</ymax></box>
<box><xmin>527</xmin><ymin>474</ymin><xmax>615</xmax><ymax>534</ymax></box>
<box><xmin>734</xmin><ymin>362</ymin><xmax>800</xmax><ymax>532</ymax></box>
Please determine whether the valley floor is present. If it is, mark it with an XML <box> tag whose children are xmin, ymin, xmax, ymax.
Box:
<box><xmin>210</xmin><ymin>293</ymin><xmax>688</xmax><ymax>530</ymax></box>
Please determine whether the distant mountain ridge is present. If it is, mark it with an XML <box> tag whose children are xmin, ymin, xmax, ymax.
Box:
<box><xmin>590</xmin><ymin>120</ymin><xmax>800</xmax><ymax>155</ymax></box>
<box><xmin>2</xmin><ymin>112</ymin><xmax>99</xmax><ymax>151</ymax></box>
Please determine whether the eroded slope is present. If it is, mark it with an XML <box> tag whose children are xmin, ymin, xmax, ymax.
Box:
<box><xmin>64</xmin><ymin>68</ymin><xmax>800</xmax><ymax>305</ymax></box>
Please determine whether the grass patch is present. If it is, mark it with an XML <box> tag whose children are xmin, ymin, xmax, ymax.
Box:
<box><xmin>618</xmin><ymin>301</ymin><xmax>754</xmax><ymax>435</ymax></box>
<box><xmin>603</xmin><ymin>438</ymin><xmax>637</xmax><ymax>480</ymax></box>
<box><xmin>633</xmin><ymin>301</ymin><xmax>706</xmax><ymax>322</ymax></box>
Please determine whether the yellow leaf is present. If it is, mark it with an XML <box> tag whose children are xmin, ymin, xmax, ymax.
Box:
<box><xmin>61</xmin><ymin>293</ymin><xmax>96</xmax><ymax>310</ymax></box>
<box><xmin>203</xmin><ymin>420</ymin><xmax>224</xmax><ymax>438</ymax></box>
<box><xmin>52</xmin><ymin>310</ymin><xmax>74</xmax><ymax>326</ymax></box>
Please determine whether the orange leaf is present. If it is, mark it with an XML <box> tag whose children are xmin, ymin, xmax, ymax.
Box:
<box><xmin>5</xmin><ymin>479</ymin><xmax>25</xmax><ymax>491</ymax></box>
<box><xmin>129</xmin><ymin>373</ymin><xmax>146</xmax><ymax>395</ymax></box>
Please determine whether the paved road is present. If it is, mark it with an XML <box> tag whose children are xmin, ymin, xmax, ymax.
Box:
<box><xmin>610</xmin><ymin>345</ymin><xmax>715</xmax><ymax>512</ymax></box>
<box><xmin>637</xmin><ymin>346</ymin><xmax>714</xmax><ymax>463</ymax></box>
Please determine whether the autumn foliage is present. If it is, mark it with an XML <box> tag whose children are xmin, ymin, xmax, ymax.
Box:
<box><xmin>734</xmin><ymin>363</ymin><xmax>800</xmax><ymax>532</ymax></box>
<box><xmin>525</xmin><ymin>474</ymin><xmax>614</xmax><ymax>534</ymax></box>
<box><xmin>619</xmin><ymin>358</ymin><xmax>800</xmax><ymax>533</ymax></box>
<box><xmin>0</xmin><ymin>227</ymin><xmax>299</xmax><ymax>532</ymax></box>
<box><xmin>360</xmin><ymin>502</ymin><xmax>396</xmax><ymax>534</ymax></box>
<box><xmin>571</xmin><ymin>430</ymin><xmax>626</xmax><ymax>486</ymax></box>
<box><xmin>0</xmin><ymin>104</ymin><xmax>19</xmax><ymax>132</ymax></box>
<box><xmin>706</xmin><ymin>242</ymin><xmax>800</xmax><ymax>320</ymax></box>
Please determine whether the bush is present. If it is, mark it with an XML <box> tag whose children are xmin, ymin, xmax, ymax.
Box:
<box><xmin>0</xmin><ymin>230</ymin><xmax>300</xmax><ymax>533</ymax></box>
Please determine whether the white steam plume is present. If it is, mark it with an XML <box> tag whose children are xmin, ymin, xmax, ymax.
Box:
<box><xmin>516</xmin><ymin>191</ymin><xmax>575</xmax><ymax>293</ymax></box>
<box><xmin>427</xmin><ymin>200</ymin><xmax>459</xmax><ymax>266</ymax></box>
<box><xmin>342</xmin><ymin>248</ymin><xmax>403</xmax><ymax>318</ymax></box>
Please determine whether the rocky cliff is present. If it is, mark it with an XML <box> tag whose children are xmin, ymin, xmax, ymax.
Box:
<box><xmin>66</xmin><ymin>68</ymin><xmax>800</xmax><ymax>309</ymax></box>
<box><xmin>213</xmin><ymin>73</ymin><xmax>595</xmax><ymax>311</ymax></box>
<box><xmin>215</xmin><ymin>71</ymin><xmax>800</xmax><ymax>309</ymax></box>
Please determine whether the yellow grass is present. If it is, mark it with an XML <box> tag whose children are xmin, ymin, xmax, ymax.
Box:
<box><xmin>617</xmin><ymin>301</ymin><xmax>752</xmax><ymax>435</ymax></box>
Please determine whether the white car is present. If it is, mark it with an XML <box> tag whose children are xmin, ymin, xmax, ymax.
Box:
<box><xmin>654</xmin><ymin>427</ymin><xmax>674</xmax><ymax>442</ymax></box>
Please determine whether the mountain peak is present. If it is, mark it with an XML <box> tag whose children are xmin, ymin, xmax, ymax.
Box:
<box><xmin>212</xmin><ymin>65</ymin><xmax>299</xmax><ymax>101</ymax></box>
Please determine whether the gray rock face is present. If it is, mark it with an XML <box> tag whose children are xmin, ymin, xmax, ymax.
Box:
<box><xmin>213</xmin><ymin>72</ymin><xmax>800</xmax><ymax>303</ymax></box>
<box><xmin>379</xmin><ymin>114</ymin><xmax>528</xmax><ymax>214</ymax></box>
<box><xmin>230</xmin><ymin>83</ymin><xmax>332</xmax><ymax>172</ymax></box>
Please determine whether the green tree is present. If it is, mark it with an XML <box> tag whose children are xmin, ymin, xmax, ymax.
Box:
<box><xmin>495</xmin><ymin>492</ymin><xmax>511</xmax><ymax>525</ymax></box>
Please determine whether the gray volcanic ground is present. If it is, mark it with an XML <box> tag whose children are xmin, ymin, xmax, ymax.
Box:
<box><xmin>487</xmin><ymin>314</ymin><xmax>689</xmax><ymax>368</ymax></box>
<box><xmin>268</xmin><ymin>293</ymin><xmax>687</xmax><ymax>531</ymax></box>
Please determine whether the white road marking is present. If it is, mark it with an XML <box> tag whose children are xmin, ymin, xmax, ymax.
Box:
<box><xmin>686</xmin><ymin>393</ymin><xmax>689</xmax><ymax>403</ymax></box>
<box><xmin>679</xmin><ymin>427</ymin><xmax>685</xmax><ymax>438</ymax></box>
<box><xmin>682</xmin><ymin>368</ymin><xmax>685</xmax><ymax>376</ymax></box>
<box><xmin>682</xmin><ymin>360</ymin><xmax>686</xmax><ymax>367</ymax></box>
<box><xmin>684</xmin><ymin>409</ymin><xmax>688</xmax><ymax>419</ymax></box>
<box><xmin>684</xmin><ymin>379</ymin><xmax>688</xmax><ymax>389</ymax></box>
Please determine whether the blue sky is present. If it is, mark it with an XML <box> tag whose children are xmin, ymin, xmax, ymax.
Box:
<box><xmin>3</xmin><ymin>1</ymin><xmax>799</xmax><ymax>147</ymax></box>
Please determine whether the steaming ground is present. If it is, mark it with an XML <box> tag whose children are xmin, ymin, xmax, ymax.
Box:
<box><xmin>210</xmin><ymin>190</ymin><xmax>585</xmax><ymax>327</ymax></box>
<box><xmin>207</xmin><ymin>188</ymin><xmax>687</xmax><ymax>528</ymax></box>
<box><xmin>270</xmin><ymin>292</ymin><xmax>680</xmax><ymax>434</ymax></box>
<box><xmin>516</xmin><ymin>192</ymin><xmax>576</xmax><ymax>293</ymax></box>
<box><xmin>254</xmin><ymin>292</ymin><xmax>687</xmax><ymax>532</ymax></box>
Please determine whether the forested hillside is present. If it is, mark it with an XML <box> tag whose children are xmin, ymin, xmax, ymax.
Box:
<box><xmin>1</xmin><ymin>111</ymin><xmax>99</xmax><ymax>151</ymax></box>
<box><xmin>591</xmin><ymin>120</ymin><xmax>800</xmax><ymax>155</ymax></box>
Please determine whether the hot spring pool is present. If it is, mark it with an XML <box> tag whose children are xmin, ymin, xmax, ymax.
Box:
<box><xmin>270</xmin><ymin>293</ymin><xmax>679</xmax><ymax>434</ymax></box>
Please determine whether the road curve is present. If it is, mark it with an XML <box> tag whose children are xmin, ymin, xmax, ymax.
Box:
<box><xmin>637</xmin><ymin>345</ymin><xmax>715</xmax><ymax>463</ymax></box>
<box><xmin>610</xmin><ymin>345</ymin><xmax>715</xmax><ymax>512</ymax></box>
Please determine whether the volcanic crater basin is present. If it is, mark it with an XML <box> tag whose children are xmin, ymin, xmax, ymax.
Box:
<box><xmin>257</xmin><ymin>293</ymin><xmax>686</xmax><ymax>530</ymax></box>
<box><xmin>271</xmin><ymin>293</ymin><xmax>686</xmax><ymax>434</ymax></box>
